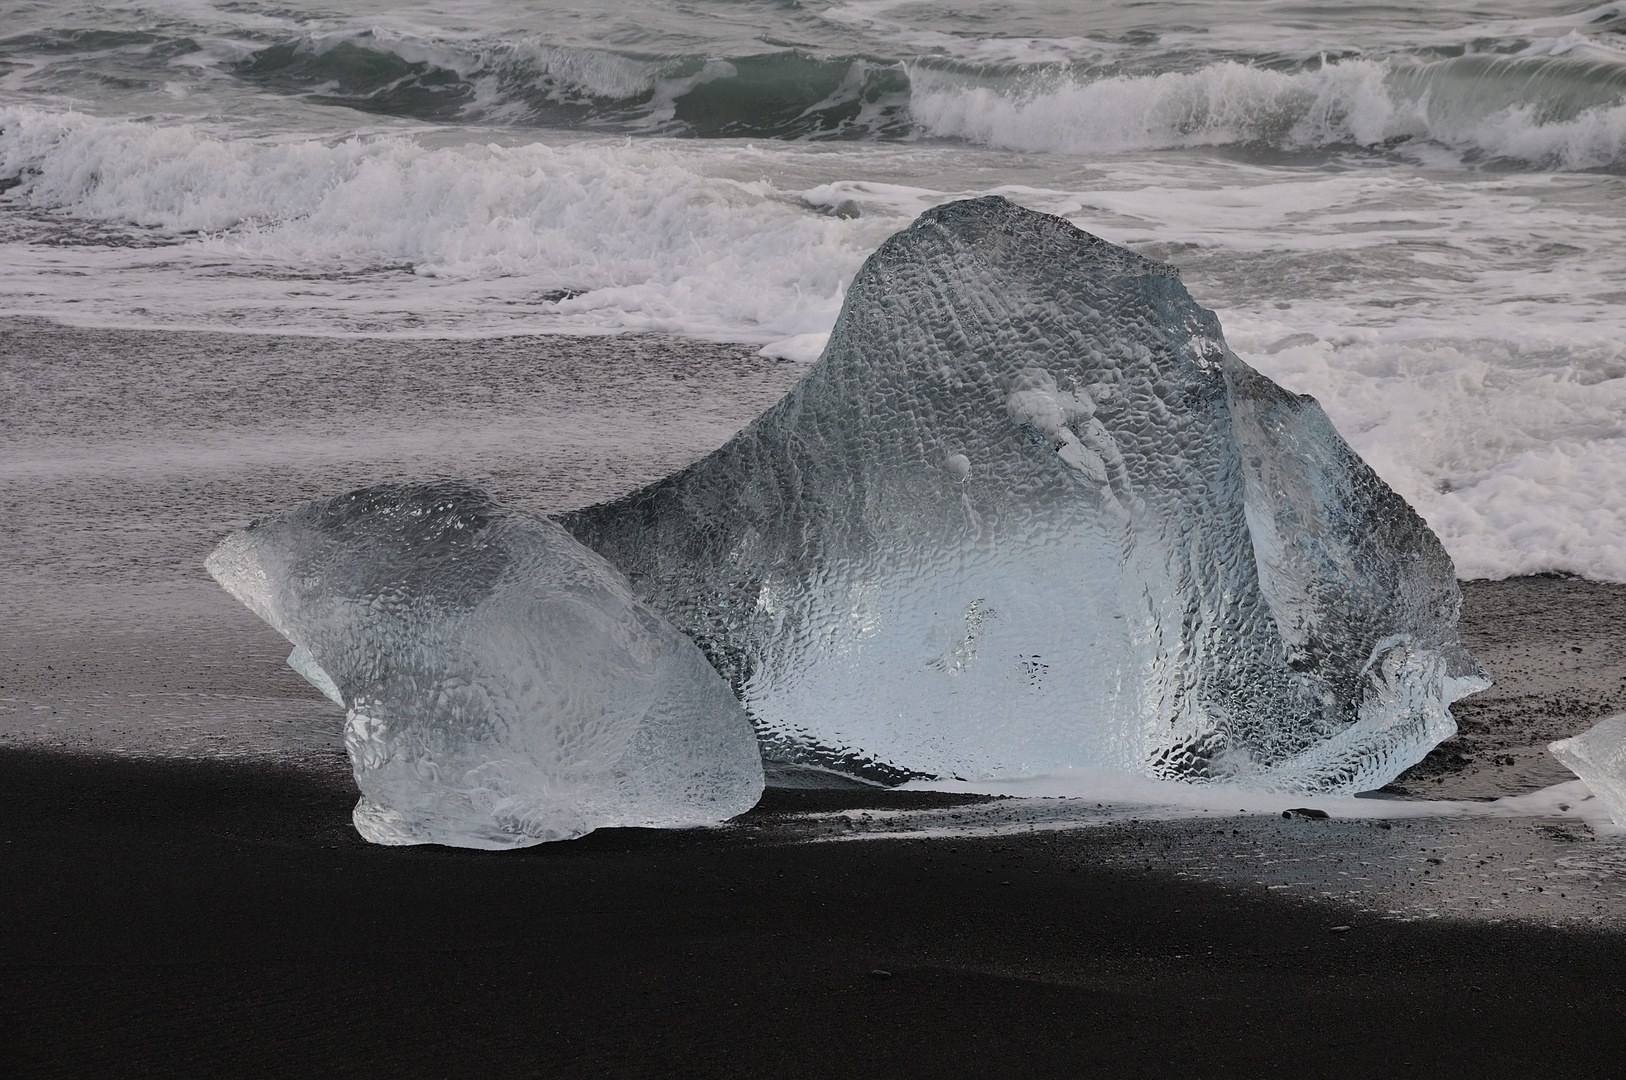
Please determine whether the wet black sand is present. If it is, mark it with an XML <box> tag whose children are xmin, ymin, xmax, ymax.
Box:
<box><xmin>1397</xmin><ymin>574</ymin><xmax>1626</xmax><ymax>798</ymax></box>
<box><xmin>4</xmin><ymin>749</ymin><xmax>1626</xmax><ymax>1079</ymax></box>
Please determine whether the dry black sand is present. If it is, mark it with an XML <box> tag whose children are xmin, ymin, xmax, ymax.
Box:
<box><xmin>5</xmin><ymin>749</ymin><xmax>1626</xmax><ymax>1079</ymax></box>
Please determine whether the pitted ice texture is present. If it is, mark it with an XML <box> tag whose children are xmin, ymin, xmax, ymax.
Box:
<box><xmin>1550</xmin><ymin>715</ymin><xmax>1626</xmax><ymax>826</ymax></box>
<box><xmin>562</xmin><ymin>196</ymin><xmax>1489</xmax><ymax>793</ymax></box>
<box><xmin>206</xmin><ymin>482</ymin><xmax>764</xmax><ymax>848</ymax></box>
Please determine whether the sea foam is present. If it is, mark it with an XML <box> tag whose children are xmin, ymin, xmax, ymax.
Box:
<box><xmin>0</xmin><ymin>106</ymin><xmax>870</xmax><ymax>342</ymax></box>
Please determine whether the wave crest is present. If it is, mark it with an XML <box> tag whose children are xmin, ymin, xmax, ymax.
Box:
<box><xmin>910</xmin><ymin>53</ymin><xmax>1626</xmax><ymax>169</ymax></box>
<box><xmin>231</xmin><ymin>34</ymin><xmax>914</xmax><ymax>139</ymax></box>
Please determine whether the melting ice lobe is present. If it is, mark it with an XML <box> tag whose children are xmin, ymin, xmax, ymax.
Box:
<box><xmin>205</xmin><ymin>483</ymin><xmax>764</xmax><ymax>849</ymax></box>
<box><xmin>1550</xmin><ymin>715</ymin><xmax>1626</xmax><ymax>828</ymax></box>
<box><xmin>564</xmin><ymin>196</ymin><xmax>1489</xmax><ymax>794</ymax></box>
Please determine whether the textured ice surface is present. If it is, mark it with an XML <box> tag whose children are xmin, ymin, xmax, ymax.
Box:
<box><xmin>564</xmin><ymin>196</ymin><xmax>1488</xmax><ymax>793</ymax></box>
<box><xmin>206</xmin><ymin>482</ymin><xmax>763</xmax><ymax>848</ymax></box>
<box><xmin>1550</xmin><ymin>715</ymin><xmax>1626</xmax><ymax>827</ymax></box>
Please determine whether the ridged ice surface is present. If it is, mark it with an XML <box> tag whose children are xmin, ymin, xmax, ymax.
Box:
<box><xmin>1550</xmin><ymin>715</ymin><xmax>1626</xmax><ymax>827</ymax></box>
<box><xmin>206</xmin><ymin>482</ymin><xmax>763</xmax><ymax>848</ymax></box>
<box><xmin>564</xmin><ymin>196</ymin><xmax>1488</xmax><ymax>793</ymax></box>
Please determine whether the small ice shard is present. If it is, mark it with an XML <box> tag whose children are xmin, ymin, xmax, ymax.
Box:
<box><xmin>562</xmin><ymin>196</ymin><xmax>1488</xmax><ymax>792</ymax></box>
<box><xmin>286</xmin><ymin>645</ymin><xmax>343</xmax><ymax>706</ymax></box>
<box><xmin>206</xmin><ymin>481</ymin><xmax>764</xmax><ymax>848</ymax></box>
<box><xmin>1549</xmin><ymin>715</ymin><xmax>1626</xmax><ymax>826</ymax></box>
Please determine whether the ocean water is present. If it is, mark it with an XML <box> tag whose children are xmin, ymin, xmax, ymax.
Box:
<box><xmin>2</xmin><ymin>0</ymin><xmax>1625</xmax><ymax>581</ymax></box>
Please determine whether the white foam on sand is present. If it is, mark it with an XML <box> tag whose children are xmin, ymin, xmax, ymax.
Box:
<box><xmin>812</xmin><ymin>772</ymin><xmax>1626</xmax><ymax>927</ymax></box>
<box><xmin>896</xmin><ymin>770</ymin><xmax>1621</xmax><ymax>836</ymax></box>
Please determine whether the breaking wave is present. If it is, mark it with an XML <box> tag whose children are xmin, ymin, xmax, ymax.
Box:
<box><xmin>5</xmin><ymin>21</ymin><xmax>1626</xmax><ymax>165</ymax></box>
<box><xmin>209</xmin><ymin>34</ymin><xmax>1626</xmax><ymax>167</ymax></box>
<box><xmin>225</xmin><ymin>31</ymin><xmax>914</xmax><ymax>140</ymax></box>
<box><xmin>911</xmin><ymin>52</ymin><xmax>1626</xmax><ymax>169</ymax></box>
<box><xmin>0</xmin><ymin>105</ymin><xmax>875</xmax><ymax>340</ymax></box>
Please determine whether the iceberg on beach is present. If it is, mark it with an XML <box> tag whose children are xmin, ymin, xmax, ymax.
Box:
<box><xmin>1550</xmin><ymin>715</ymin><xmax>1626</xmax><ymax>827</ymax></box>
<box><xmin>205</xmin><ymin>482</ymin><xmax>764</xmax><ymax>849</ymax></box>
<box><xmin>563</xmin><ymin>196</ymin><xmax>1488</xmax><ymax>793</ymax></box>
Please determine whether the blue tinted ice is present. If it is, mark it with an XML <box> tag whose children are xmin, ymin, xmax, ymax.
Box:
<box><xmin>206</xmin><ymin>482</ymin><xmax>764</xmax><ymax>848</ymax></box>
<box><xmin>563</xmin><ymin>196</ymin><xmax>1488</xmax><ymax>793</ymax></box>
<box><xmin>1550</xmin><ymin>715</ymin><xmax>1626</xmax><ymax>827</ymax></box>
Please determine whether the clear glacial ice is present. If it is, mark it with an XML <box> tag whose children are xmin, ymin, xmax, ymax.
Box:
<box><xmin>563</xmin><ymin>196</ymin><xmax>1489</xmax><ymax>794</ymax></box>
<box><xmin>1550</xmin><ymin>715</ymin><xmax>1626</xmax><ymax>828</ymax></box>
<box><xmin>205</xmin><ymin>482</ymin><xmax>764</xmax><ymax>848</ymax></box>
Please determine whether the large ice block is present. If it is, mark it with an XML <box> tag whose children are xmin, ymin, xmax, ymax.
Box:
<box><xmin>562</xmin><ymin>196</ymin><xmax>1488</xmax><ymax>792</ymax></box>
<box><xmin>1550</xmin><ymin>715</ymin><xmax>1626</xmax><ymax>827</ymax></box>
<box><xmin>206</xmin><ymin>482</ymin><xmax>764</xmax><ymax>848</ymax></box>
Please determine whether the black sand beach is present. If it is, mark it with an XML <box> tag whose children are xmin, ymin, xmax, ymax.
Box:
<box><xmin>5</xmin><ymin>324</ymin><xmax>1626</xmax><ymax>1076</ymax></box>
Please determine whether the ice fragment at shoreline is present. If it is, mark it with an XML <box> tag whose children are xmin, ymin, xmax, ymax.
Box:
<box><xmin>206</xmin><ymin>482</ymin><xmax>764</xmax><ymax>848</ymax></box>
<box><xmin>563</xmin><ymin>196</ymin><xmax>1488</xmax><ymax>793</ymax></box>
<box><xmin>1550</xmin><ymin>715</ymin><xmax>1626</xmax><ymax>827</ymax></box>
